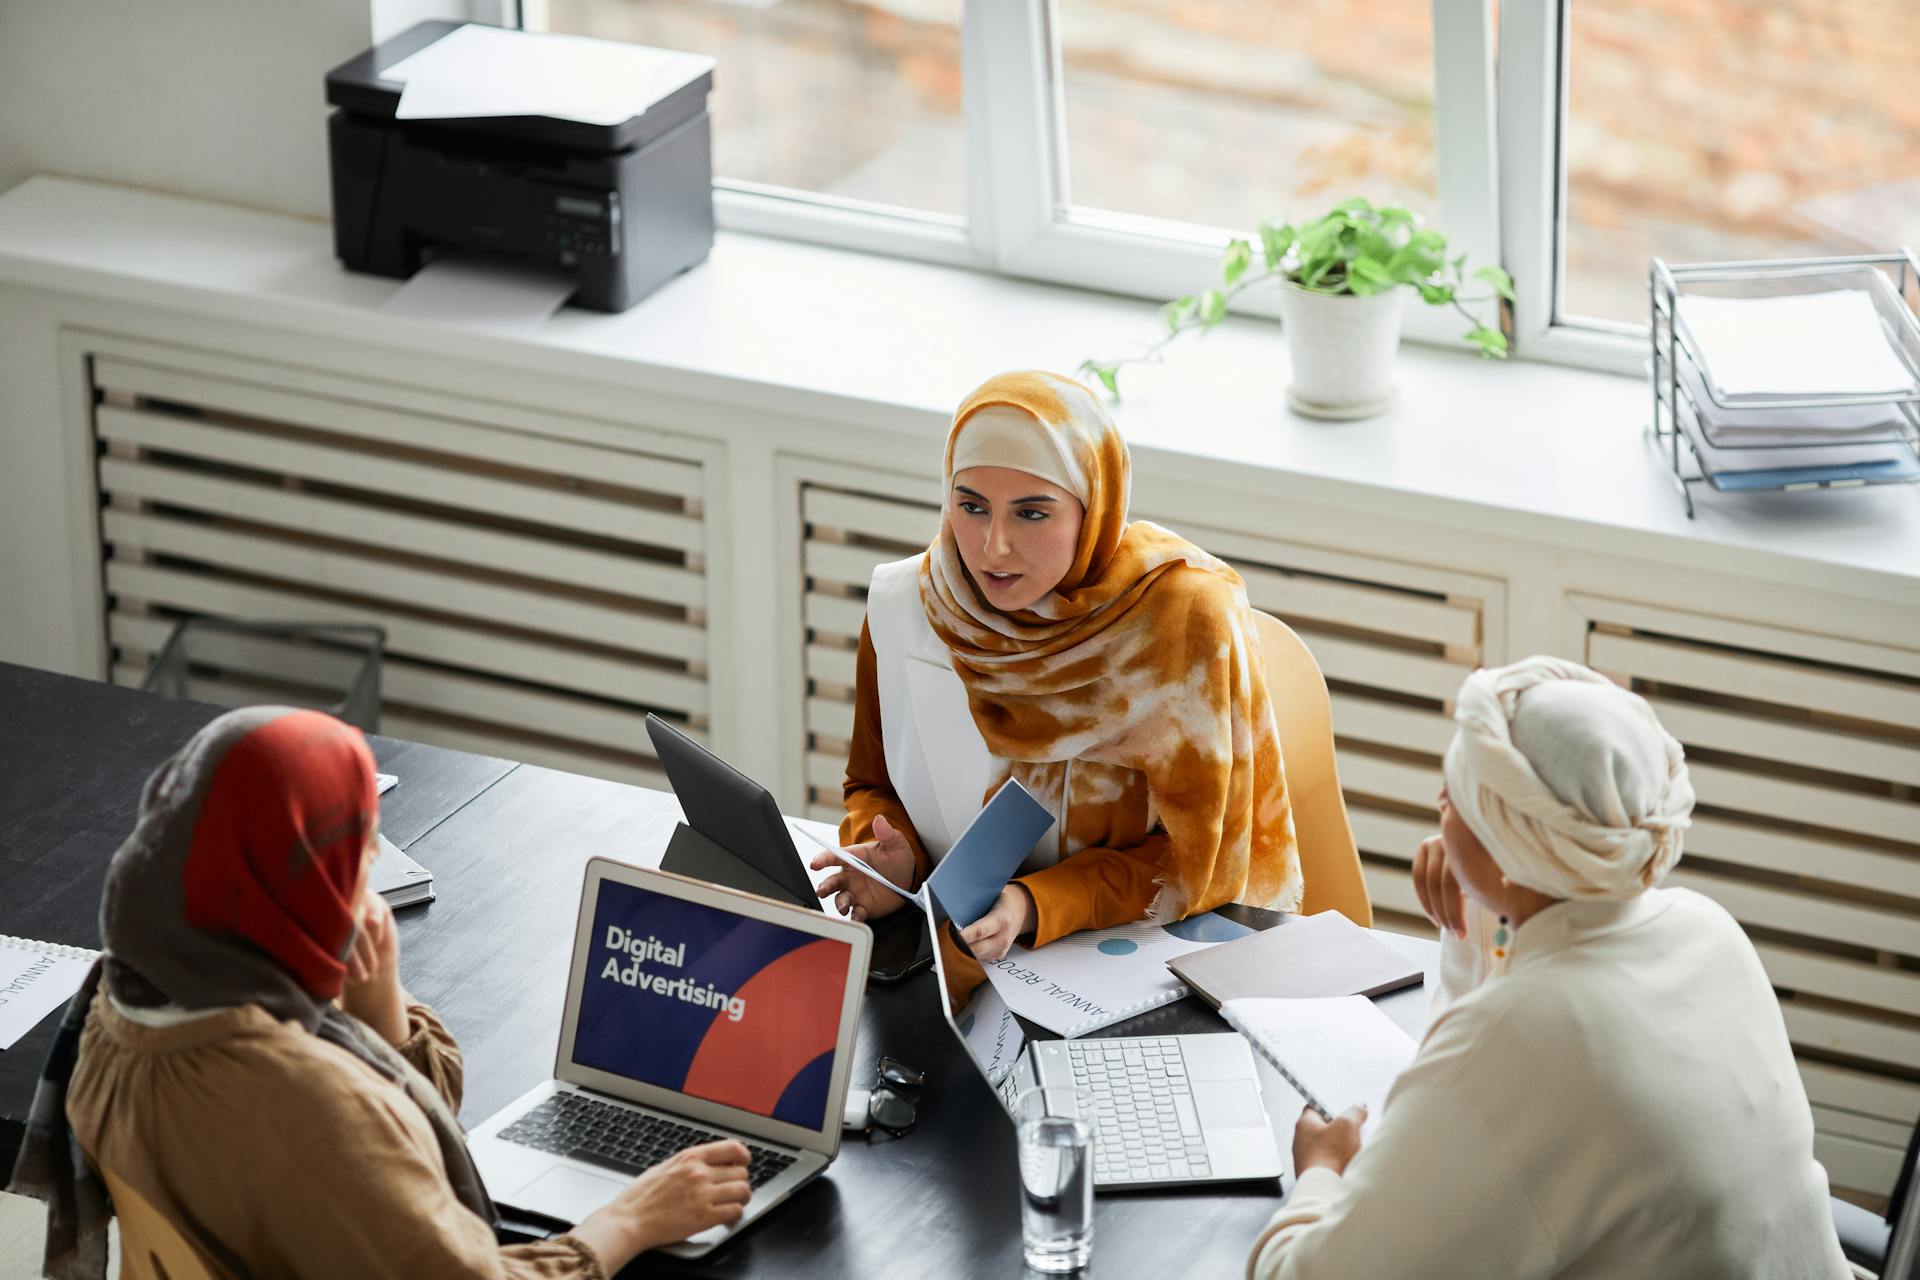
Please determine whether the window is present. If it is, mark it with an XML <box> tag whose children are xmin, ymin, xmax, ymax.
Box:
<box><xmin>1559</xmin><ymin>0</ymin><xmax>1920</xmax><ymax>328</ymax></box>
<box><xmin>529</xmin><ymin>0</ymin><xmax>967</xmax><ymax>221</ymax></box>
<box><xmin>522</xmin><ymin>1</ymin><xmax>1915</xmax><ymax>369</ymax></box>
<box><xmin>1056</xmin><ymin>2</ymin><xmax>1440</xmax><ymax>234</ymax></box>
<box><xmin>1501</xmin><ymin>0</ymin><xmax>1920</xmax><ymax>368</ymax></box>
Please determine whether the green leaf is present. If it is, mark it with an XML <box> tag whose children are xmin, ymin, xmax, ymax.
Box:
<box><xmin>1348</xmin><ymin>257</ymin><xmax>1395</xmax><ymax>296</ymax></box>
<box><xmin>1473</xmin><ymin>265</ymin><xmax>1517</xmax><ymax>302</ymax></box>
<box><xmin>1375</xmin><ymin>205</ymin><xmax>1416</xmax><ymax>234</ymax></box>
<box><xmin>1417</xmin><ymin>281</ymin><xmax>1454</xmax><ymax>306</ymax></box>
<box><xmin>1331</xmin><ymin>196</ymin><xmax>1374</xmax><ymax>216</ymax></box>
<box><xmin>1199</xmin><ymin>290</ymin><xmax>1228</xmax><ymax>327</ymax></box>
<box><xmin>1160</xmin><ymin>294</ymin><xmax>1197</xmax><ymax>335</ymax></box>
<box><xmin>1091</xmin><ymin>362</ymin><xmax>1122</xmax><ymax>397</ymax></box>
<box><xmin>1222</xmin><ymin>238</ymin><xmax>1253</xmax><ymax>286</ymax></box>
<box><xmin>1464</xmin><ymin>326</ymin><xmax>1509</xmax><ymax>359</ymax></box>
<box><xmin>1258</xmin><ymin>220</ymin><xmax>1295</xmax><ymax>271</ymax></box>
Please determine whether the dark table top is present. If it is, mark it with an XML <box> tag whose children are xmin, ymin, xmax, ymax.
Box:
<box><xmin>0</xmin><ymin>662</ymin><xmax>1435</xmax><ymax>1277</ymax></box>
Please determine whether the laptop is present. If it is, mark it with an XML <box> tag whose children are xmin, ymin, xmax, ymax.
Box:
<box><xmin>469</xmin><ymin>859</ymin><xmax>873</xmax><ymax>1258</ymax></box>
<box><xmin>922</xmin><ymin>888</ymin><xmax>1283</xmax><ymax>1190</ymax></box>
<box><xmin>645</xmin><ymin>713</ymin><xmax>931</xmax><ymax>982</ymax></box>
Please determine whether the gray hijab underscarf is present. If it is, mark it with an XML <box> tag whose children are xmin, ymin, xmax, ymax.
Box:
<box><xmin>8</xmin><ymin>706</ymin><xmax>495</xmax><ymax>1280</ymax></box>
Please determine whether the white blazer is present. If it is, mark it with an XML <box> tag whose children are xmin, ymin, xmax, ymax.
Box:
<box><xmin>865</xmin><ymin>554</ymin><xmax>1059</xmax><ymax>870</ymax></box>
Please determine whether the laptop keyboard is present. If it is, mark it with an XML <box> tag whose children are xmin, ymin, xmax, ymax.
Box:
<box><xmin>1065</xmin><ymin>1037</ymin><xmax>1211</xmax><ymax>1183</ymax></box>
<box><xmin>500</xmin><ymin>1092</ymin><xmax>797</xmax><ymax>1189</ymax></box>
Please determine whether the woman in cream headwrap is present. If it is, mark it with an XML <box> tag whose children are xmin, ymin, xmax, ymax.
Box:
<box><xmin>813</xmin><ymin>370</ymin><xmax>1300</xmax><ymax>968</ymax></box>
<box><xmin>1248</xmin><ymin>657</ymin><xmax>1849</xmax><ymax>1280</ymax></box>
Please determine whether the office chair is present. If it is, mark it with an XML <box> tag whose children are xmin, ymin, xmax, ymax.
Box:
<box><xmin>1252</xmin><ymin>611</ymin><xmax>1372</xmax><ymax>927</ymax></box>
<box><xmin>140</xmin><ymin>618</ymin><xmax>385</xmax><ymax>734</ymax></box>
<box><xmin>1836</xmin><ymin>1117</ymin><xmax>1920</xmax><ymax>1279</ymax></box>
<box><xmin>101</xmin><ymin>1166</ymin><xmax>234</xmax><ymax>1280</ymax></box>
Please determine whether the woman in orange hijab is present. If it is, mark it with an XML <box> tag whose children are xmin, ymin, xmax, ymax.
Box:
<box><xmin>814</xmin><ymin>371</ymin><xmax>1301</xmax><ymax>969</ymax></box>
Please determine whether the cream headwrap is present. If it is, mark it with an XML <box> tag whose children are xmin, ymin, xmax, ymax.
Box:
<box><xmin>950</xmin><ymin>404</ymin><xmax>1090</xmax><ymax>503</ymax></box>
<box><xmin>1442</xmin><ymin>656</ymin><xmax>1693</xmax><ymax>901</ymax></box>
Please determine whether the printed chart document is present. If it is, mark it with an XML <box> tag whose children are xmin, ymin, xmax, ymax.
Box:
<box><xmin>1220</xmin><ymin>996</ymin><xmax>1417</xmax><ymax>1139</ymax></box>
<box><xmin>982</xmin><ymin>912</ymin><xmax>1252</xmax><ymax>1037</ymax></box>
<box><xmin>955</xmin><ymin>976</ymin><xmax>1026</xmax><ymax>1106</ymax></box>
<box><xmin>795</xmin><ymin>780</ymin><xmax>1054</xmax><ymax>927</ymax></box>
<box><xmin>0</xmin><ymin>936</ymin><xmax>99</xmax><ymax>1050</ymax></box>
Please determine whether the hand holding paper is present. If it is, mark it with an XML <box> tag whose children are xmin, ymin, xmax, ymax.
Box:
<box><xmin>798</xmin><ymin>818</ymin><xmax>917</xmax><ymax>923</ymax></box>
<box><xmin>798</xmin><ymin>780</ymin><xmax>1054</xmax><ymax>928</ymax></box>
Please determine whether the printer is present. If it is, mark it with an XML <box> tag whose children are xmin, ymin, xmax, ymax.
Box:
<box><xmin>325</xmin><ymin>21</ymin><xmax>715</xmax><ymax>313</ymax></box>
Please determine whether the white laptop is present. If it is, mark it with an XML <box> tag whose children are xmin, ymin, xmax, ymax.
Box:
<box><xmin>469</xmin><ymin>859</ymin><xmax>873</xmax><ymax>1258</ymax></box>
<box><xmin>922</xmin><ymin>888</ymin><xmax>1283</xmax><ymax>1190</ymax></box>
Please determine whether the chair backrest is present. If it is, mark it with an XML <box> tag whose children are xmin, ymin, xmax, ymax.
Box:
<box><xmin>1253</xmin><ymin>611</ymin><xmax>1372</xmax><ymax>927</ymax></box>
<box><xmin>101</xmin><ymin>1166</ymin><xmax>233</xmax><ymax>1280</ymax></box>
<box><xmin>1888</xmin><ymin>1116</ymin><xmax>1920</xmax><ymax>1280</ymax></box>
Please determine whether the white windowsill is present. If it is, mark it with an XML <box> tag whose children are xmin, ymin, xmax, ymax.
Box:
<box><xmin>0</xmin><ymin>175</ymin><xmax>1914</xmax><ymax>596</ymax></box>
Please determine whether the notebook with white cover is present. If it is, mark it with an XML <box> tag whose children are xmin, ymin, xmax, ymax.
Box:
<box><xmin>1219</xmin><ymin>996</ymin><xmax>1417</xmax><ymax>1139</ymax></box>
<box><xmin>0</xmin><ymin>935</ymin><xmax>99</xmax><ymax>1050</ymax></box>
<box><xmin>371</xmin><ymin>832</ymin><xmax>435</xmax><ymax>908</ymax></box>
<box><xmin>981</xmin><ymin>912</ymin><xmax>1251</xmax><ymax>1037</ymax></box>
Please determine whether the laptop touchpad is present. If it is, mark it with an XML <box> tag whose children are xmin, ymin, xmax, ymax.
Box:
<box><xmin>1194</xmin><ymin>1079</ymin><xmax>1267</xmax><ymax>1129</ymax></box>
<box><xmin>511</xmin><ymin>1164</ymin><xmax>628</xmax><ymax>1223</ymax></box>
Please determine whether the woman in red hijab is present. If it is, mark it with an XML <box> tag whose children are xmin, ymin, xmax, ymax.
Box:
<box><xmin>12</xmin><ymin>706</ymin><xmax>748</xmax><ymax>1280</ymax></box>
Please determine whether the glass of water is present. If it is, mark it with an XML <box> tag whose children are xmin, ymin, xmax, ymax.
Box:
<box><xmin>1016</xmin><ymin>1085</ymin><xmax>1095</xmax><ymax>1273</ymax></box>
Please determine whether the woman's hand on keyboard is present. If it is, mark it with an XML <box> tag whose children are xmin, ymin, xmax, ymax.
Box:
<box><xmin>571</xmin><ymin>1140</ymin><xmax>753</xmax><ymax>1270</ymax></box>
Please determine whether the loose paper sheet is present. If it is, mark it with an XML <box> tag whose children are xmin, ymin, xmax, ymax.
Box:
<box><xmin>382</xmin><ymin>24</ymin><xmax>711</xmax><ymax>126</ymax></box>
<box><xmin>383</xmin><ymin>254</ymin><xmax>575</xmax><ymax>335</ymax></box>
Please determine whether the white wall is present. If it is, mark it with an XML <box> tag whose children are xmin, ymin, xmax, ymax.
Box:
<box><xmin>0</xmin><ymin>2</ymin><xmax>477</xmax><ymax>219</ymax></box>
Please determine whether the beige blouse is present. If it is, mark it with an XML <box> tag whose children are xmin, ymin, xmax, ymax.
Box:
<box><xmin>1247</xmin><ymin>890</ymin><xmax>1850</xmax><ymax>1280</ymax></box>
<box><xmin>66</xmin><ymin>992</ymin><xmax>605</xmax><ymax>1279</ymax></box>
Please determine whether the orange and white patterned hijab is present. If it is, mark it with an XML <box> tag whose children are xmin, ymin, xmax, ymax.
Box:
<box><xmin>919</xmin><ymin>371</ymin><xmax>1302</xmax><ymax>920</ymax></box>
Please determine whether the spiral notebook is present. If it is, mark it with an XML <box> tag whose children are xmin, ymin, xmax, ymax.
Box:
<box><xmin>1219</xmin><ymin>996</ymin><xmax>1416</xmax><ymax>1139</ymax></box>
<box><xmin>981</xmin><ymin>912</ymin><xmax>1252</xmax><ymax>1037</ymax></box>
<box><xmin>0</xmin><ymin>935</ymin><xmax>99</xmax><ymax>1050</ymax></box>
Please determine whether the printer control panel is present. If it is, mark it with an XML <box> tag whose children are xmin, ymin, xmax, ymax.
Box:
<box><xmin>542</xmin><ymin>191</ymin><xmax>620</xmax><ymax>259</ymax></box>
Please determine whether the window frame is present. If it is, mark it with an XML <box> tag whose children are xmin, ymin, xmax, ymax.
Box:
<box><xmin>1496</xmin><ymin>0</ymin><xmax>1643</xmax><ymax>375</ymax></box>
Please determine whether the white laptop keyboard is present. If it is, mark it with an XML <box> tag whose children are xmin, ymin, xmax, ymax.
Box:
<box><xmin>1065</xmin><ymin>1037</ymin><xmax>1211</xmax><ymax>1182</ymax></box>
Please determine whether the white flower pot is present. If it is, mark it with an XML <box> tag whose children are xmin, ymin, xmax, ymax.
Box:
<box><xmin>1277</xmin><ymin>282</ymin><xmax>1407</xmax><ymax>420</ymax></box>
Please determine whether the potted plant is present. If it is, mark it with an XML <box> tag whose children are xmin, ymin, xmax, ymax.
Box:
<box><xmin>1080</xmin><ymin>198</ymin><xmax>1515</xmax><ymax>419</ymax></box>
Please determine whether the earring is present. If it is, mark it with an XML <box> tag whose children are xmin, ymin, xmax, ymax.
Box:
<box><xmin>1491</xmin><ymin>875</ymin><xmax>1513</xmax><ymax>966</ymax></box>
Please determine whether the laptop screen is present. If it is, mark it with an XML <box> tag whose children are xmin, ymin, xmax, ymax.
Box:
<box><xmin>572</xmin><ymin>876</ymin><xmax>854</xmax><ymax>1131</ymax></box>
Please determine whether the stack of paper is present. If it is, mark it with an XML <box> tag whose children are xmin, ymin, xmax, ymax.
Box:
<box><xmin>371</xmin><ymin>832</ymin><xmax>435</xmax><ymax>908</ymax></box>
<box><xmin>1676</xmin><ymin>289</ymin><xmax>1918</xmax><ymax>401</ymax></box>
<box><xmin>1668</xmin><ymin>285</ymin><xmax>1920</xmax><ymax>488</ymax></box>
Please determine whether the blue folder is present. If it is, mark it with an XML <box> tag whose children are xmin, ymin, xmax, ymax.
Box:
<box><xmin>925</xmin><ymin>779</ymin><xmax>1056</xmax><ymax>926</ymax></box>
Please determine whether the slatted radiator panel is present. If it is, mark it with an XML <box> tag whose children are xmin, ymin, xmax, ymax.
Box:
<box><xmin>799</xmin><ymin>475</ymin><xmax>944</xmax><ymax>823</ymax></box>
<box><xmin>91</xmin><ymin>353</ymin><xmax>711</xmax><ymax>789</ymax></box>
<box><xmin>797</xmin><ymin>476</ymin><xmax>1504</xmax><ymax>935</ymax></box>
<box><xmin>1577</xmin><ymin>595</ymin><xmax>1920</xmax><ymax>1202</ymax></box>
